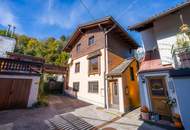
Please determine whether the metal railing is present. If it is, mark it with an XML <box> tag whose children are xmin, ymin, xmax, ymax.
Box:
<box><xmin>172</xmin><ymin>47</ymin><xmax>190</xmax><ymax>69</ymax></box>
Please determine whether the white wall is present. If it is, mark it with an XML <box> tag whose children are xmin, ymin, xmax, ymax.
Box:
<box><xmin>0</xmin><ymin>36</ymin><xmax>16</xmax><ymax>57</ymax></box>
<box><xmin>138</xmin><ymin>72</ymin><xmax>180</xmax><ymax>114</ymax></box>
<box><xmin>154</xmin><ymin>6</ymin><xmax>190</xmax><ymax>65</ymax></box>
<box><xmin>67</xmin><ymin>49</ymin><xmax>105</xmax><ymax>107</ymax></box>
<box><xmin>140</xmin><ymin>27</ymin><xmax>157</xmax><ymax>51</ymax></box>
<box><xmin>172</xmin><ymin>77</ymin><xmax>190</xmax><ymax>130</ymax></box>
<box><xmin>0</xmin><ymin>75</ymin><xmax>40</xmax><ymax>107</ymax></box>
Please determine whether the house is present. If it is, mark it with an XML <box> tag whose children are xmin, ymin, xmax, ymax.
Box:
<box><xmin>64</xmin><ymin>16</ymin><xmax>140</xmax><ymax>113</ymax></box>
<box><xmin>0</xmin><ymin>35</ymin><xmax>16</xmax><ymax>57</ymax></box>
<box><xmin>129</xmin><ymin>1</ymin><xmax>190</xmax><ymax>129</ymax></box>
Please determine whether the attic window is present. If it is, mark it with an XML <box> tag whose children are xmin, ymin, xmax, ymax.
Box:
<box><xmin>88</xmin><ymin>36</ymin><xmax>95</xmax><ymax>46</ymax></box>
<box><xmin>76</xmin><ymin>43</ymin><xmax>81</xmax><ymax>52</ymax></box>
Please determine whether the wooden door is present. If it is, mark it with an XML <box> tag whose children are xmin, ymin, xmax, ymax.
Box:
<box><xmin>148</xmin><ymin>77</ymin><xmax>171</xmax><ymax>116</ymax></box>
<box><xmin>108</xmin><ymin>80</ymin><xmax>119</xmax><ymax>109</ymax></box>
<box><xmin>0</xmin><ymin>78</ymin><xmax>32</xmax><ymax>110</ymax></box>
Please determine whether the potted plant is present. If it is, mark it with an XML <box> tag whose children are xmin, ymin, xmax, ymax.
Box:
<box><xmin>172</xmin><ymin>113</ymin><xmax>183</xmax><ymax>128</ymax></box>
<box><xmin>140</xmin><ymin>106</ymin><xmax>149</xmax><ymax>120</ymax></box>
<box><xmin>174</xmin><ymin>25</ymin><xmax>190</xmax><ymax>68</ymax></box>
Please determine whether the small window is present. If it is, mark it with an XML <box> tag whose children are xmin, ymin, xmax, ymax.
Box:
<box><xmin>130</xmin><ymin>67</ymin><xmax>135</xmax><ymax>81</ymax></box>
<box><xmin>76</xmin><ymin>43</ymin><xmax>81</xmax><ymax>52</ymax></box>
<box><xmin>129</xmin><ymin>48</ymin><xmax>132</xmax><ymax>54</ymax></box>
<box><xmin>88</xmin><ymin>81</ymin><xmax>99</xmax><ymax>93</ymax></box>
<box><xmin>73</xmin><ymin>82</ymin><xmax>79</xmax><ymax>91</ymax></box>
<box><xmin>88</xmin><ymin>36</ymin><xmax>95</xmax><ymax>46</ymax></box>
<box><xmin>75</xmin><ymin>62</ymin><xmax>80</xmax><ymax>73</ymax></box>
<box><xmin>89</xmin><ymin>56</ymin><xmax>99</xmax><ymax>74</ymax></box>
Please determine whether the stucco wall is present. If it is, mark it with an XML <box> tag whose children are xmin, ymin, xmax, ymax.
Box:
<box><xmin>0</xmin><ymin>75</ymin><xmax>40</xmax><ymax>107</ymax></box>
<box><xmin>172</xmin><ymin>77</ymin><xmax>190</xmax><ymax>130</ymax></box>
<box><xmin>67</xmin><ymin>49</ymin><xmax>105</xmax><ymax>107</ymax></box>
<box><xmin>140</xmin><ymin>6</ymin><xmax>190</xmax><ymax>65</ymax></box>
<box><xmin>140</xmin><ymin>27</ymin><xmax>157</xmax><ymax>51</ymax></box>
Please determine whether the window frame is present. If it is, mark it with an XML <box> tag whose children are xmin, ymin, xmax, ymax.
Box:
<box><xmin>88</xmin><ymin>36</ymin><xmax>95</xmax><ymax>46</ymax></box>
<box><xmin>88</xmin><ymin>81</ymin><xmax>99</xmax><ymax>93</ymax></box>
<box><xmin>75</xmin><ymin>62</ymin><xmax>80</xmax><ymax>73</ymax></box>
<box><xmin>73</xmin><ymin>82</ymin><xmax>80</xmax><ymax>92</ymax></box>
<box><xmin>76</xmin><ymin>43</ymin><xmax>81</xmax><ymax>52</ymax></box>
<box><xmin>130</xmin><ymin>67</ymin><xmax>135</xmax><ymax>81</ymax></box>
<box><xmin>88</xmin><ymin>56</ymin><xmax>100</xmax><ymax>75</ymax></box>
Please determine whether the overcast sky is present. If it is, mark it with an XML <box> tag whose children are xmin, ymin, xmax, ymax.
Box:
<box><xmin>0</xmin><ymin>0</ymin><xmax>184</xmax><ymax>43</ymax></box>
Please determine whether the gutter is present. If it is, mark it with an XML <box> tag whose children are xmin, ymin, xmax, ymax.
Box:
<box><xmin>103</xmin><ymin>24</ymin><xmax>116</xmax><ymax>108</ymax></box>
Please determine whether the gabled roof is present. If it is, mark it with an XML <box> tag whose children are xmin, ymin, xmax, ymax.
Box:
<box><xmin>64</xmin><ymin>16</ymin><xmax>139</xmax><ymax>52</ymax></box>
<box><xmin>128</xmin><ymin>1</ymin><xmax>190</xmax><ymax>31</ymax></box>
<box><xmin>107</xmin><ymin>58</ymin><xmax>135</xmax><ymax>76</ymax></box>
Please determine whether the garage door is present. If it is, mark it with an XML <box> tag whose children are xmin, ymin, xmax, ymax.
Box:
<box><xmin>0</xmin><ymin>78</ymin><xmax>32</xmax><ymax>110</ymax></box>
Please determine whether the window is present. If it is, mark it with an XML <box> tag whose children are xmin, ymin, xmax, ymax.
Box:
<box><xmin>76</xmin><ymin>43</ymin><xmax>81</xmax><ymax>52</ymax></box>
<box><xmin>129</xmin><ymin>48</ymin><xmax>132</xmax><ymax>54</ymax></box>
<box><xmin>88</xmin><ymin>81</ymin><xmax>99</xmax><ymax>93</ymax></box>
<box><xmin>75</xmin><ymin>62</ymin><xmax>80</xmax><ymax>73</ymax></box>
<box><xmin>149</xmin><ymin>78</ymin><xmax>166</xmax><ymax>96</ymax></box>
<box><xmin>73</xmin><ymin>82</ymin><xmax>79</xmax><ymax>92</ymax></box>
<box><xmin>130</xmin><ymin>67</ymin><xmax>135</xmax><ymax>81</ymax></box>
<box><xmin>89</xmin><ymin>56</ymin><xmax>99</xmax><ymax>74</ymax></box>
<box><xmin>88</xmin><ymin>36</ymin><xmax>95</xmax><ymax>46</ymax></box>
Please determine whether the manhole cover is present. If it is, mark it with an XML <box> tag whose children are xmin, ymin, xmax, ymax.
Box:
<box><xmin>102</xmin><ymin>127</ymin><xmax>117</xmax><ymax>130</ymax></box>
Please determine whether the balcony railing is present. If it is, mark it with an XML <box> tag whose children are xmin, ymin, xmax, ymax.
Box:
<box><xmin>0</xmin><ymin>57</ymin><xmax>43</xmax><ymax>75</ymax></box>
<box><xmin>172</xmin><ymin>47</ymin><xmax>190</xmax><ymax>69</ymax></box>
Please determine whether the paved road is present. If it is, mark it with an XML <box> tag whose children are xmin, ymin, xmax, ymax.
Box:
<box><xmin>0</xmin><ymin>95</ymin><xmax>168</xmax><ymax>130</ymax></box>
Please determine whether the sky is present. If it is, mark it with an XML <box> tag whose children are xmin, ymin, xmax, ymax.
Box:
<box><xmin>0</xmin><ymin>0</ymin><xmax>185</xmax><ymax>44</ymax></box>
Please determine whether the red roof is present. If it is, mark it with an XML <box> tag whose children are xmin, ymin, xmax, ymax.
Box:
<box><xmin>139</xmin><ymin>50</ymin><xmax>172</xmax><ymax>73</ymax></box>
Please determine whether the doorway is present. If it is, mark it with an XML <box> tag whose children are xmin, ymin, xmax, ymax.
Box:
<box><xmin>108</xmin><ymin>80</ymin><xmax>119</xmax><ymax>109</ymax></box>
<box><xmin>147</xmin><ymin>76</ymin><xmax>171</xmax><ymax>116</ymax></box>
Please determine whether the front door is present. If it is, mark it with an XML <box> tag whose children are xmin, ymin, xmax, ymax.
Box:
<box><xmin>148</xmin><ymin>77</ymin><xmax>171</xmax><ymax>116</ymax></box>
<box><xmin>108</xmin><ymin>80</ymin><xmax>119</xmax><ymax>109</ymax></box>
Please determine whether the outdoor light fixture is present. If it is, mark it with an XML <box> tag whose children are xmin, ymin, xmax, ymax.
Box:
<box><xmin>140</xmin><ymin>75</ymin><xmax>145</xmax><ymax>83</ymax></box>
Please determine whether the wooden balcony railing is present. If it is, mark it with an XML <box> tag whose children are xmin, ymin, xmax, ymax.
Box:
<box><xmin>172</xmin><ymin>47</ymin><xmax>190</xmax><ymax>69</ymax></box>
<box><xmin>0</xmin><ymin>57</ymin><xmax>43</xmax><ymax>75</ymax></box>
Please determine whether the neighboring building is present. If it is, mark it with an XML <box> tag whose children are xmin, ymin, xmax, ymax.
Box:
<box><xmin>129</xmin><ymin>2</ymin><xmax>190</xmax><ymax>129</ymax></box>
<box><xmin>0</xmin><ymin>35</ymin><xmax>16</xmax><ymax>57</ymax></box>
<box><xmin>64</xmin><ymin>16</ymin><xmax>140</xmax><ymax>113</ymax></box>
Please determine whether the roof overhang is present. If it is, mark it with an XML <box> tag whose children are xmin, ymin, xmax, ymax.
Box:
<box><xmin>64</xmin><ymin>16</ymin><xmax>139</xmax><ymax>52</ymax></box>
<box><xmin>128</xmin><ymin>1</ymin><xmax>190</xmax><ymax>32</ymax></box>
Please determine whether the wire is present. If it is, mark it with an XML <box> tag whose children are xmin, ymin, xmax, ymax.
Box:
<box><xmin>79</xmin><ymin>0</ymin><xmax>95</xmax><ymax>20</ymax></box>
<box><xmin>116</xmin><ymin>0</ymin><xmax>138</xmax><ymax>20</ymax></box>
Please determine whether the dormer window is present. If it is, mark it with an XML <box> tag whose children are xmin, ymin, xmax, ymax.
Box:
<box><xmin>88</xmin><ymin>36</ymin><xmax>95</xmax><ymax>46</ymax></box>
<box><xmin>76</xmin><ymin>43</ymin><xmax>81</xmax><ymax>52</ymax></box>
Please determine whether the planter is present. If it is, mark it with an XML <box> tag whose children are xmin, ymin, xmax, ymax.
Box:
<box><xmin>178</xmin><ymin>51</ymin><xmax>190</xmax><ymax>68</ymax></box>
<box><xmin>174</xmin><ymin>121</ymin><xmax>183</xmax><ymax>128</ymax></box>
<box><xmin>141</xmin><ymin>112</ymin><xmax>149</xmax><ymax>120</ymax></box>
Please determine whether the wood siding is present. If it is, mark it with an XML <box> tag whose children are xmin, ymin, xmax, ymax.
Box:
<box><xmin>0</xmin><ymin>78</ymin><xmax>32</xmax><ymax>110</ymax></box>
<box><xmin>122</xmin><ymin>60</ymin><xmax>140</xmax><ymax>110</ymax></box>
<box><xmin>71</xmin><ymin>28</ymin><xmax>105</xmax><ymax>60</ymax></box>
<box><xmin>107</xmin><ymin>31</ymin><xmax>134</xmax><ymax>72</ymax></box>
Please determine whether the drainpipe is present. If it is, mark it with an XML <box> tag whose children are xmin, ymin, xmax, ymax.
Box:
<box><xmin>103</xmin><ymin>24</ymin><xmax>116</xmax><ymax>109</ymax></box>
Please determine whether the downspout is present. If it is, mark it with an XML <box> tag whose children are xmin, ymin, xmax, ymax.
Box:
<box><xmin>103</xmin><ymin>24</ymin><xmax>116</xmax><ymax>108</ymax></box>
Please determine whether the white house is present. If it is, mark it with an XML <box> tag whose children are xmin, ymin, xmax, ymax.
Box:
<box><xmin>64</xmin><ymin>17</ymin><xmax>140</xmax><ymax>114</ymax></box>
<box><xmin>129</xmin><ymin>2</ymin><xmax>190</xmax><ymax>129</ymax></box>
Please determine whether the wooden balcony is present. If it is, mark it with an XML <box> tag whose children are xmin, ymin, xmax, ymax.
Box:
<box><xmin>172</xmin><ymin>47</ymin><xmax>190</xmax><ymax>69</ymax></box>
<box><xmin>0</xmin><ymin>57</ymin><xmax>43</xmax><ymax>75</ymax></box>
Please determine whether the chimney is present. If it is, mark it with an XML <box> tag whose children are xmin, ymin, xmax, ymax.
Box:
<box><xmin>11</xmin><ymin>26</ymin><xmax>16</xmax><ymax>37</ymax></box>
<box><xmin>6</xmin><ymin>24</ymin><xmax>11</xmax><ymax>36</ymax></box>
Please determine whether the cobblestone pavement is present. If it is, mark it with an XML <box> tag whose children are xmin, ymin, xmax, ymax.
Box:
<box><xmin>0</xmin><ymin>95</ymin><xmax>168</xmax><ymax>130</ymax></box>
<box><xmin>0</xmin><ymin>95</ymin><xmax>90</xmax><ymax>130</ymax></box>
